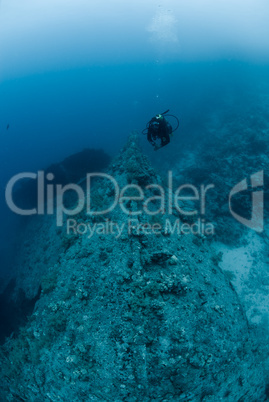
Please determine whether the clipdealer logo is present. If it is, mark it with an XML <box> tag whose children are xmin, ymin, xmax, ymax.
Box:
<box><xmin>5</xmin><ymin>170</ymin><xmax>264</xmax><ymax>234</ymax></box>
<box><xmin>228</xmin><ymin>170</ymin><xmax>264</xmax><ymax>233</ymax></box>
<box><xmin>5</xmin><ymin>171</ymin><xmax>214</xmax><ymax>229</ymax></box>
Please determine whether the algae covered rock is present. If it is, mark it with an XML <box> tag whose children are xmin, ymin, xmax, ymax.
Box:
<box><xmin>0</xmin><ymin>134</ymin><xmax>266</xmax><ymax>401</ymax></box>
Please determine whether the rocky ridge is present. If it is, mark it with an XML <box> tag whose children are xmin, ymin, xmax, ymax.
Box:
<box><xmin>0</xmin><ymin>134</ymin><xmax>266</xmax><ymax>401</ymax></box>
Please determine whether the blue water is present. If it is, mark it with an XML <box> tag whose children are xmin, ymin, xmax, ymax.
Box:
<box><xmin>0</xmin><ymin>59</ymin><xmax>268</xmax><ymax>277</ymax></box>
<box><xmin>1</xmin><ymin>3</ymin><xmax>269</xmax><ymax>398</ymax></box>
<box><xmin>0</xmin><ymin>61</ymin><xmax>262</xmax><ymax>171</ymax></box>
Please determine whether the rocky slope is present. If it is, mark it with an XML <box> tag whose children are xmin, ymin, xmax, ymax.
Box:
<box><xmin>0</xmin><ymin>134</ymin><xmax>267</xmax><ymax>401</ymax></box>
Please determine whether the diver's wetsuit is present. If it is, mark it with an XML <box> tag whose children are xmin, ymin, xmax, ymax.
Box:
<box><xmin>147</xmin><ymin>116</ymin><xmax>172</xmax><ymax>149</ymax></box>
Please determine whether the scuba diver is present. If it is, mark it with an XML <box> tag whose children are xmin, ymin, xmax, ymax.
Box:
<box><xmin>142</xmin><ymin>110</ymin><xmax>179</xmax><ymax>151</ymax></box>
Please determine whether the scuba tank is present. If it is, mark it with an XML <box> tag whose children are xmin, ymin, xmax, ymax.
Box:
<box><xmin>142</xmin><ymin>109</ymin><xmax>179</xmax><ymax>136</ymax></box>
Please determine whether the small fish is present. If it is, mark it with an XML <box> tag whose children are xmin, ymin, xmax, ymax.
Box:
<box><xmin>6</xmin><ymin>124</ymin><xmax>9</xmax><ymax>130</ymax></box>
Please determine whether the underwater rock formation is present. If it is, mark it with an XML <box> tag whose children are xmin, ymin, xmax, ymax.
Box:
<box><xmin>166</xmin><ymin>103</ymin><xmax>269</xmax><ymax>348</ymax></box>
<box><xmin>12</xmin><ymin>148</ymin><xmax>111</xmax><ymax>210</ymax></box>
<box><xmin>0</xmin><ymin>134</ymin><xmax>266</xmax><ymax>401</ymax></box>
<box><xmin>170</xmin><ymin>101</ymin><xmax>269</xmax><ymax>245</ymax></box>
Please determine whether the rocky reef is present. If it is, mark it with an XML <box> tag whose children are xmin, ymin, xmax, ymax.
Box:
<box><xmin>0</xmin><ymin>134</ymin><xmax>267</xmax><ymax>401</ymax></box>
<box><xmin>12</xmin><ymin>148</ymin><xmax>111</xmax><ymax>211</ymax></box>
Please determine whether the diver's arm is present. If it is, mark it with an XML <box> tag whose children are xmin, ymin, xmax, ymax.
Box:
<box><xmin>155</xmin><ymin>133</ymin><xmax>170</xmax><ymax>150</ymax></box>
<box><xmin>161</xmin><ymin>133</ymin><xmax>170</xmax><ymax>147</ymax></box>
<box><xmin>147</xmin><ymin>131</ymin><xmax>155</xmax><ymax>146</ymax></box>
